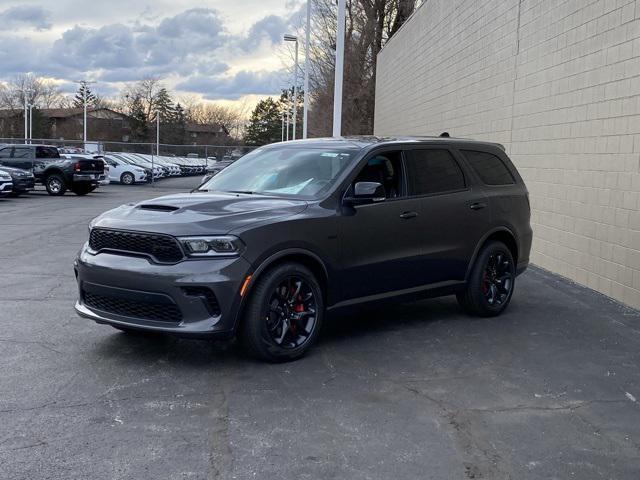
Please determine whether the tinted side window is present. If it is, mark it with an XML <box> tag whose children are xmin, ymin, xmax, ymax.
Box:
<box><xmin>13</xmin><ymin>148</ymin><xmax>31</xmax><ymax>158</ymax></box>
<box><xmin>0</xmin><ymin>147</ymin><xmax>12</xmax><ymax>158</ymax></box>
<box><xmin>461</xmin><ymin>150</ymin><xmax>515</xmax><ymax>185</ymax></box>
<box><xmin>36</xmin><ymin>147</ymin><xmax>60</xmax><ymax>159</ymax></box>
<box><xmin>405</xmin><ymin>149</ymin><xmax>466</xmax><ymax>195</ymax></box>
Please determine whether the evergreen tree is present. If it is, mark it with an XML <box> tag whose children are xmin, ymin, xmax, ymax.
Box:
<box><xmin>155</xmin><ymin>88</ymin><xmax>175</xmax><ymax>119</ymax></box>
<box><xmin>129</xmin><ymin>95</ymin><xmax>148</xmax><ymax>141</ymax></box>
<box><xmin>244</xmin><ymin>97</ymin><xmax>283</xmax><ymax>146</ymax></box>
<box><xmin>73</xmin><ymin>82</ymin><xmax>97</xmax><ymax>109</ymax></box>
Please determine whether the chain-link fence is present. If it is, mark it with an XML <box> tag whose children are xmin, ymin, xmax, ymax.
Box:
<box><xmin>0</xmin><ymin>137</ymin><xmax>259</xmax><ymax>170</ymax></box>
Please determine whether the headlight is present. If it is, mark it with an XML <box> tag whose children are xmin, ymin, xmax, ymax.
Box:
<box><xmin>0</xmin><ymin>175</ymin><xmax>10</xmax><ymax>181</ymax></box>
<box><xmin>179</xmin><ymin>235</ymin><xmax>244</xmax><ymax>257</ymax></box>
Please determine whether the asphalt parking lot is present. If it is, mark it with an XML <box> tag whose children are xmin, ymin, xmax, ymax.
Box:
<box><xmin>1</xmin><ymin>179</ymin><xmax>639</xmax><ymax>480</ymax></box>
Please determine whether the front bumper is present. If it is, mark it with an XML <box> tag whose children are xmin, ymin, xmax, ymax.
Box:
<box><xmin>11</xmin><ymin>177</ymin><xmax>35</xmax><ymax>192</ymax></box>
<box><xmin>74</xmin><ymin>173</ymin><xmax>101</xmax><ymax>182</ymax></box>
<box><xmin>0</xmin><ymin>181</ymin><xmax>12</xmax><ymax>195</ymax></box>
<box><xmin>74</xmin><ymin>246</ymin><xmax>251</xmax><ymax>338</ymax></box>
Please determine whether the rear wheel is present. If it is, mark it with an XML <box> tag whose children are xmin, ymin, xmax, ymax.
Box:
<box><xmin>120</xmin><ymin>172</ymin><xmax>134</xmax><ymax>185</ymax></box>
<box><xmin>240</xmin><ymin>262</ymin><xmax>324</xmax><ymax>362</ymax></box>
<box><xmin>457</xmin><ymin>241</ymin><xmax>516</xmax><ymax>317</ymax></box>
<box><xmin>45</xmin><ymin>174</ymin><xmax>67</xmax><ymax>196</ymax></box>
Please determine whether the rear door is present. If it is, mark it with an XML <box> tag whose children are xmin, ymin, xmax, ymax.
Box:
<box><xmin>404</xmin><ymin>146</ymin><xmax>490</xmax><ymax>284</ymax></box>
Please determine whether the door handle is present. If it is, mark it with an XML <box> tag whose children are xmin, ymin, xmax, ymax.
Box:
<box><xmin>399</xmin><ymin>211</ymin><xmax>419</xmax><ymax>219</ymax></box>
<box><xmin>469</xmin><ymin>202</ymin><xmax>487</xmax><ymax>211</ymax></box>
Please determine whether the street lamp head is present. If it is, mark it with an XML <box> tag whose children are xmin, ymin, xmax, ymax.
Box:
<box><xmin>284</xmin><ymin>34</ymin><xmax>297</xmax><ymax>42</ymax></box>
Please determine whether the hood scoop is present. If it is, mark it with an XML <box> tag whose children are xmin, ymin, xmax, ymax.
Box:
<box><xmin>138</xmin><ymin>204</ymin><xmax>179</xmax><ymax>212</ymax></box>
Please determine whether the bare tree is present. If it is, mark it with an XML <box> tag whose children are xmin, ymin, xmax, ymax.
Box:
<box><xmin>0</xmin><ymin>74</ymin><xmax>66</xmax><ymax>111</ymax></box>
<box><xmin>305</xmin><ymin>0</ymin><xmax>418</xmax><ymax>137</ymax></box>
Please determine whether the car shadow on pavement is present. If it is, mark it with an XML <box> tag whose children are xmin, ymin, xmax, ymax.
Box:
<box><xmin>88</xmin><ymin>295</ymin><xmax>479</xmax><ymax>367</ymax></box>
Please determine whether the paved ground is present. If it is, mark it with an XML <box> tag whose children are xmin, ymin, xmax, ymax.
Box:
<box><xmin>1</xmin><ymin>178</ymin><xmax>639</xmax><ymax>480</ymax></box>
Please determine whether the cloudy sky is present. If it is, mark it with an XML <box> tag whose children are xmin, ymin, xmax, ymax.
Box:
<box><xmin>0</xmin><ymin>0</ymin><xmax>304</xmax><ymax>106</ymax></box>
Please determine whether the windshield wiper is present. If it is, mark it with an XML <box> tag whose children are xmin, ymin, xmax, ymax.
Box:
<box><xmin>225</xmin><ymin>190</ymin><xmax>254</xmax><ymax>194</ymax></box>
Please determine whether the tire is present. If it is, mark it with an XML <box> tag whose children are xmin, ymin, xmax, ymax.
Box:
<box><xmin>240</xmin><ymin>262</ymin><xmax>324</xmax><ymax>362</ymax></box>
<box><xmin>72</xmin><ymin>183</ymin><xmax>93</xmax><ymax>195</ymax></box>
<box><xmin>8</xmin><ymin>191</ymin><xmax>21</xmax><ymax>198</ymax></box>
<box><xmin>457</xmin><ymin>240</ymin><xmax>516</xmax><ymax>317</ymax></box>
<box><xmin>45</xmin><ymin>174</ymin><xmax>67</xmax><ymax>196</ymax></box>
<box><xmin>120</xmin><ymin>172</ymin><xmax>135</xmax><ymax>185</ymax></box>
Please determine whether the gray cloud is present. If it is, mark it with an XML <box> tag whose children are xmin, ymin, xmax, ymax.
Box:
<box><xmin>0</xmin><ymin>6</ymin><xmax>295</xmax><ymax>100</ymax></box>
<box><xmin>0</xmin><ymin>5</ymin><xmax>52</xmax><ymax>31</ymax></box>
<box><xmin>175</xmin><ymin>69</ymin><xmax>285</xmax><ymax>100</ymax></box>
<box><xmin>240</xmin><ymin>15</ymin><xmax>288</xmax><ymax>51</ymax></box>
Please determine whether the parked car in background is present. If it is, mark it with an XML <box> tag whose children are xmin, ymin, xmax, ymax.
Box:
<box><xmin>201</xmin><ymin>159</ymin><xmax>235</xmax><ymax>184</ymax></box>
<box><xmin>0</xmin><ymin>165</ymin><xmax>35</xmax><ymax>196</ymax></box>
<box><xmin>0</xmin><ymin>169</ymin><xmax>13</xmax><ymax>197</ymax></box>
<box><xmin>75</xmin><ymin>136</ymin><xmax>532</xmax><ymax>362</ymax></box>
<box><xmin>0</xmin><ymin>144</ymin><xmax>104</xmax><ymax>196</ymax></box>
<box><xmin>103</xmin><ymin>155</ymin><xmax>147</xmax><ymax>185</ymax></box>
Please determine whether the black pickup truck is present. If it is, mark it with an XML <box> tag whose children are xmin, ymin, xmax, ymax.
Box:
<box><xmin>0</xmin><ymin>144</ymin><xmax>104</xmax><ymax>195</ymax></box>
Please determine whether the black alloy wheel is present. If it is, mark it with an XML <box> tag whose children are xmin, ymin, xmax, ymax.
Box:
<box><xmin>457</xmin><ymin>240</ymin><xmax>516</xmax><ymax>317</ymax></box>
<box><xmin>481</xmin><ymin>251</ymin><xmax>513</xmax><ymax>307</ymax></box>
<box><xmin>265</xmin><ymin>276</ymin><xmax>318</xmax><ymax>349</ymax></box>
<box><xmin>240</xmin><ymin>262</ymin><xmax>324</xmax><ymax>362</ymax></box>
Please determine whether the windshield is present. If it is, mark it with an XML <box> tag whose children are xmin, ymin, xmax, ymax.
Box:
<box><xmin>199</xmin><ymin>146</ymin><xmax>356</xmax><ymax>198</ymax></box>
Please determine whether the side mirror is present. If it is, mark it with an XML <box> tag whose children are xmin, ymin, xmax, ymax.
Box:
<box><xmin>344</xmin><ymin>182</ymin><xmax>386</xmax><ymax>206</ymax></box>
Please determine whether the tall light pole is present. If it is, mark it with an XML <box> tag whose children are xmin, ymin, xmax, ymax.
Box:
<box><xmin>284</xmin><ymin>34</ymin><xmax>299</xmax><ymax>140</ymax></box>
<box><xmin>285</xmin><ymin>94</ymin><xmax>290</xmax><ymax>141</ymax></box>
<box><xmin>333</xmin><ymin>0</ymin><xmax>346</xmax><ymax>137</ymax></box>
<box><xmin>28</xmin><ymin>104</ymin><xmax>33</xmax><ymax>144</ymax></box>
<box><xmin>75</xmin><ymin>80</ymin><xmax>96</xmax><ymax>148</ymax></box>
<box><xmin>281</xmin><ymin>111</ymin><xmax>285</xmax><ymax>142</ymax></box>
<box><xmin>23</xmin><ymin>96</ymin><xmax>28</xmax><ymax>143</ymax></box>
<box><xmin>154</xmin><ymin>112</ymin><xmax>159</xmax><ymax>186</ymax></box>
<box><xmin>303</xmin><ymin>0</ymin><xmax>311</xmax><ymax>139</ymax></box>
<box><xmin>23</xmin><ymin>88</ymin><xmax>33</xmax><ymax>144</ymax></box>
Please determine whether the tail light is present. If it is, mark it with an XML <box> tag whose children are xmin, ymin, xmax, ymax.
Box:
<box><xmin>74</xmin><ymin>162</ymin><xmax>81</xmax><ymax>172</ymax></box>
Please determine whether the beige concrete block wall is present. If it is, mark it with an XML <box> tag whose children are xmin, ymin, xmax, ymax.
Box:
<box><xmin>375</xmin><ymin>0</ymin><xmax>640</xmax><ymax>309</ymax></box>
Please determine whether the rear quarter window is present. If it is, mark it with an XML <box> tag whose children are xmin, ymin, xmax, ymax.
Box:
<box><xmin>461</xmin><ymin>150</ymin><xmax>515</xmax><ymax>186</ymax></box>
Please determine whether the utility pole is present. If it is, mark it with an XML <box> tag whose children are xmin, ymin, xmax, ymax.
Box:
<box><xmin>303</xmin><ymin>0</ymin><xmax>311</xmax><ymax>139</ymax></box>
<box><xmin>333</xmin><ymin>0</ymin><xmax>346</xmax><ymax>137</ymax></box>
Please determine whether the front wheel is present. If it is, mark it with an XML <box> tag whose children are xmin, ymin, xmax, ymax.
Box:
<box><xmin>457</xmin><ymin>241</ymin><xmax>516</xmax><ymax>317</ymax></box>
<box><xmin>240</xmin><ymin>262</ymin><xmax>324</xmax><ymax>362</ymax></box>
<box><xmin>120</xmin><ymin>172</ymin><xmax>134</xmax><ymax>185</ymax></box>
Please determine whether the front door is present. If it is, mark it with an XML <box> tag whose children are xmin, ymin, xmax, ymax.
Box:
<box><xmin>338</xmin><ymin>150</ymin><xmax>426</xmax><ymax>301</ymax></box>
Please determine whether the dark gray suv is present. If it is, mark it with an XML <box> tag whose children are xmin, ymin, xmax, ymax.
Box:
<box><xmin>74</xmin><ymin>137</ymin><xmax>532</xmax><ymax>361</ymax></box>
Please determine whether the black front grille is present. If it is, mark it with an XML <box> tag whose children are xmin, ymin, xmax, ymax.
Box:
<box><xmin>89</xmin><ymin>228</ymin><xmax>184</xmax><ymax>263</ymax></box>
<box><xmin>83</xmin><ymin>291</ymin><xmax>182</xmax><ymax>322</ymax></box>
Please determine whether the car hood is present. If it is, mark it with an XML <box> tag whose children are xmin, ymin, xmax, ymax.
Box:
<box><xmin>92</xmin><ymin>192</ymin><xmax>309</xmax><ymax>236</ymax></box>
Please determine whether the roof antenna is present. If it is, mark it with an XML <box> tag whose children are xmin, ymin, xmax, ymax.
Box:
<box><xmin>440</xmin><ymin>132</ymin><xmax>450</xmax><ymax>138</ymax></box>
